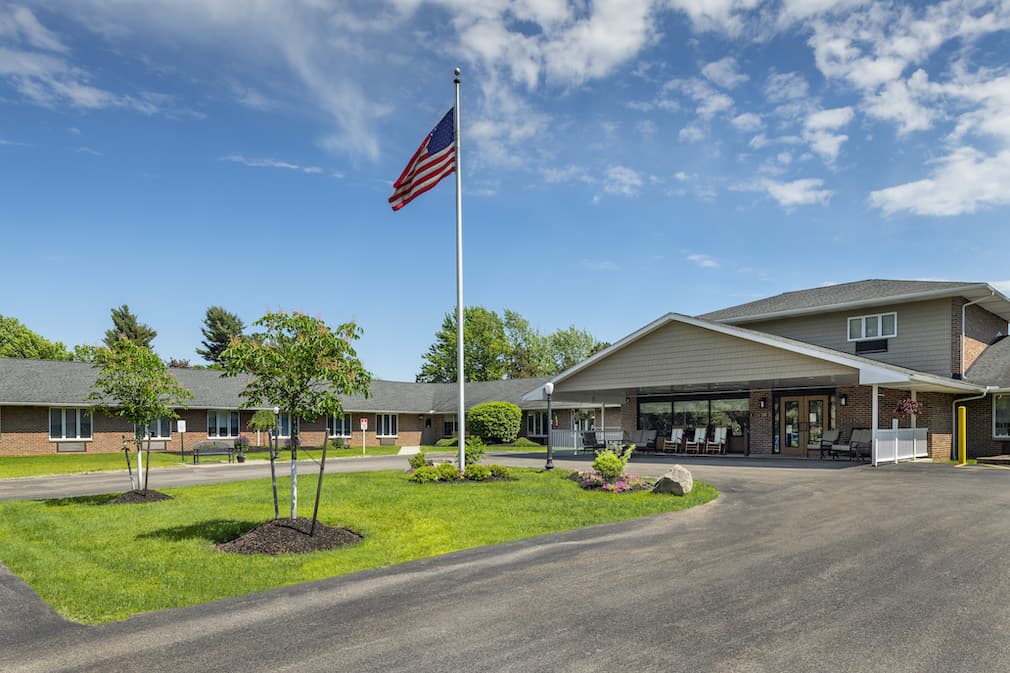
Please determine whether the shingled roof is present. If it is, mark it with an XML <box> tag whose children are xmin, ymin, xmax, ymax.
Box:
<box><xmin>964</xmin><ymin>336</ymin><xmax>1010</xmax><ymax>388</ymax></box>
<box><xmin>0</xmin><ymin>358</ymin><xmax>551</xmax><ymax>412</ymax></box>
<box><xmin>701</xmin><ymin>279</ymin><xmax>1001</xmax><ymax>323</ymax></box>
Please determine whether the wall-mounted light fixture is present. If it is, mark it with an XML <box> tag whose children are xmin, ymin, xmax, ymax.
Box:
<box><xmin>758</xmin><ymin>397</ymin><xmax>767</xmax><ymax>409</ymax></box>
<box><xmin>839</xmin><ymin>394</ymin><xmax>848</xmax><ymax>406</ymax></box>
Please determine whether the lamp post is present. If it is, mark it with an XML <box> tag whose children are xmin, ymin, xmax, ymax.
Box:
<box><xmin>545</xmin><ymin>382</ymin><xmax>555</xmax><ymax>471</ymax></box>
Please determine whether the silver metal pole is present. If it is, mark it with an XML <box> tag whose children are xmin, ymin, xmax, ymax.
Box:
<box><xmin>454</xmin><ymin>67</ymin><xmax>465</xmax><ymax>470</ymax></box>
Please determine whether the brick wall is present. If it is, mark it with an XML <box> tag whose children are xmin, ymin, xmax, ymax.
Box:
<box><xmin>748</xmin><ymin>388</ymin><xmax>773</xmax><ymax>454</ymax></box>
<box><xmin>835</xmin><ymin>387</ymin><xmax>955</xmax><ymax>461</ymax></box>
<box><xmin>951</xmin><ymin>299</ymin><xmax>1008</xmax><ymax>376</ymax></box>
<box><xmin>956</xmin><ymin>395</ymin><xmax>1010</xmax><ymax>458</ymax></box>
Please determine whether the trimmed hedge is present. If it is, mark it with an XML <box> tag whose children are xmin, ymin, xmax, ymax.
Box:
<box><xmin>467</xmin><ymin>401</ymin><xmax>522</xmax><ymax>443</ymax></box>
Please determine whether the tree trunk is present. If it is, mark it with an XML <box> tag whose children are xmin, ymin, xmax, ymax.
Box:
<box><xmin>289</xmin><ymin>422</ymin><xmax>298</xmax><ymax>520</ymax></box>
<box><xmin>269</xmin><ymin>427</ymin><xmax>279</xmax><ymax>520</ymax></box>
<box><xmin>136</xmin><ymin>438</ymin><xmax>144</xmax><ymax>493</ymax></box>
<box><xmin>310</xmin><ymin>435</ymin><xmax>328</xmax><ymax>536</ymax></box>
<box><xmin>144</xmin><ymin>435</ymin><xmax>152</xmax><ymax>492</ymax></box>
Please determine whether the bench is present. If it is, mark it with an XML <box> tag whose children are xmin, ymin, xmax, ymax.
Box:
<box><xmin>191</xmin><ymin>441</ymin><xmax>235</xmax><ymax>464</ymax></box>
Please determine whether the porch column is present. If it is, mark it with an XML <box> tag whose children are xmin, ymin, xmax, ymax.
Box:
<box><xmin>871</xmin><ymin>384</ymin><xmax>879</xmax><ymax>467</ymax></box>
<box><xmin>911</xmin><ymin>390</ymin><xmax>918</xmax><ymax>460</ymax></box>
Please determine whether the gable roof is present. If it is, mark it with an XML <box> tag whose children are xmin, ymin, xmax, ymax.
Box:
<box><xmin>964</xmin><ymin>336</ymin><xmax>1010</xmax><ymax>389</ymax></box>
<box><xmin>700</xmin><ymin>279</ymin><xmax>1010</xmax><ymax>324</ymax></box>
<box><xmin>0</xmin><ymin>358</ymin><xmax>554</xmax><ymax>413</ymax></box>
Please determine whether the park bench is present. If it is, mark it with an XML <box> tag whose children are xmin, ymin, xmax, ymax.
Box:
<box><xmin>191</xmin><ymin>440</ymin><xmax>236</xmax><ymax>464</ymax></box>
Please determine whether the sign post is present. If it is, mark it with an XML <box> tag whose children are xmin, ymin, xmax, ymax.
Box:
<box><xmin>360</xmin><ymin>417</ymin><xmax>368</xmax><ymax>456</ymax></box>
<box><xmin>177</xmin><ymin>419</ymin><xmax>187</xmax><ymax>462</ymax></box>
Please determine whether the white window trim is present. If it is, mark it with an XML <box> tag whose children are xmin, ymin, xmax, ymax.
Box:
<box><xmin>994</xmin><ymin>394</ymin><xmax>1010</xmax><ymax>440</ymax></box>
<box><xmin>847</xmin><ymin>312</ymin><xmax>898</xmax><ymax>342</ymax></box>
<box><xmin>207</xmin><ymin>410</ymin><xmax>241</xmax><ymax>439</ymax></box>
<box><xmin>443</xmin><ymin>413</ymin><xmax>458</xmax><ymax>437</ymax></box>
<box><xmin>527</xmin><ymin>411</ymin><xmax>548</xmax><ymax>437</ymax></box>
<box><xmin>376</xmin><ymin>413</ymin><xmax>398</xmax><ymax>438</ymax></box>
<box><xmin>49</xmin><ymin>407</ymin><xmax>93</xmax><ymax>442</ymax></box>
<box><xmin>329</xmin><ymin>413</ymin><xmax>353</xmax><ymax>438</ymax></box>
<box><xmin>136</xmin><ymin>416</ymin><xmax>172</xmax><ymax>440</ymax></box>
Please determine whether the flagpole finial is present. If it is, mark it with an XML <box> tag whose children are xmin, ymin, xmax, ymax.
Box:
<box><xmin>454</xmin><ymin>67</ymin><xmax>461</xmax><ymax>82</ymax></box>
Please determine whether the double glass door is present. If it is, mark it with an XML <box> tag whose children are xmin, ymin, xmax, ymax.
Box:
<box><xmin>780</xmin><ymin>396</ymin><xmax>828</xmax><ymax>456</ymax></box>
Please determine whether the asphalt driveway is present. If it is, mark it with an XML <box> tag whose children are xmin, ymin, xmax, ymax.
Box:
<box><xmin>2</xmin><ymin>459</ymin><xmax>1008</xmax><ymax>673</ymax></box>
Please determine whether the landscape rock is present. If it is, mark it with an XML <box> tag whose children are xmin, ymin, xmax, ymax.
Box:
<box><xmin>652</xmin><ymin>465</ymin><xmax>693</xmax><ymax>495</ymax></box>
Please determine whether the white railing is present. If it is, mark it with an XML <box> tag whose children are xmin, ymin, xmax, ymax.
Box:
<box><xmin>548</xmin><ymin>428</ymin><xmax>624</xmax><ymax>451</ymax></box>
<box><xmin>873</xmin><ymin>427</ymin><xmax>928</xmax><ymax>465</ymax></box>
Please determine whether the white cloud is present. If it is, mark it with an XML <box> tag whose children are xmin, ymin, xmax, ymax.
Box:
<box><xmin>687</xmin><ymin>253</ymin><xmax>719</xmax><ymax>268</ymax></box>
<box><xmin>604</xmin><ymin>165</ymin><xmax>643</xmax><ymax>196</ymax></box>
<box><xmin>679</xmin><ymin>125</ymin><xmax>705</xmax><ymax>142</ymax></box>
<box><xmin>666</xmin><ymin>0</ymin><xmax>761</xmax><ymax>37</ymax></box>
<box><xmin>221</xmin><ymin>154</ymin><xmax>324</xmax><ymax>175</ymax></box>
<box><xmin>765</xmin><ymin>71</ymin><xmax>809</xmax><ymax>102</ymax></box>
<box><xmin>541</xmin><ymin>164</ymin><xmax>594</xmax><ymax>184</ymax></box>
<box><xmin>738</xmin><ymin>177</ymin><xmax>833</xmax><ymax>208</ymax></box>
<box><xmin>76</xmin><ymin>146</ymin><xmax>102</xmax><ymax>156</ymax></box>
<box><xmin>581</xmin><ymin>259</ymin><xmax>620</xmax><ymax>271</ymax></box>
<box><xmin>636</xmin><ymin>119</ymin><xmax>657</xmax><ymax>138</ymax></box>
<box><xmin>702</xmin><ymin>56</ymin><xmax>748</xmax><ymax>88</ymax></box>
<box><xmin>731</xmin><ymin>112</ymin><xmax>762</xmax><ymax>132</ymax></box>
<box><xmin>869</xmin><ymin>147</ymin><xmax>1010</xmax><ymax>216</ymax></box>
<box><xmin>803</xmin><ymin>106</ymin><xmax>854</xmax><ymax>164</ymax></box>
<box><xmin>666</xmin><ymin>78</ymin><xmax>734</xmax><ymax>119</ymax></box>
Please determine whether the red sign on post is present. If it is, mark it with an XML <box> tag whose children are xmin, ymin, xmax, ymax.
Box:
<box><xmin>360</xmin><ymin>417</ymin><xmax>368</xmax><ymax>431</ymax></box>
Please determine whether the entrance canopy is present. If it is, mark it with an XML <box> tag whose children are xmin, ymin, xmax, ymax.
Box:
<box><xmin>523</xmin><ymin>313</ymin><xmax>983</xmax><ymax>403</ymax></box>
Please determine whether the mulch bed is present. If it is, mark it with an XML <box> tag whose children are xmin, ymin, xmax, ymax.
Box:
<box><xmin>216</xmin><ymin>517</ymin><xmax>363</xmax><ymax>556</ymax></box>
<box><xmin>108</xmin><ymin>489</ymin><xmax>174</xmax><ymax>505</ymax></box>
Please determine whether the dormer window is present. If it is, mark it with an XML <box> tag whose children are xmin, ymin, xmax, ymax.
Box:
<box><xmin>848</xmin><ymin>312</ymin><xmax>897</xmax><ymax>341</ymax></box>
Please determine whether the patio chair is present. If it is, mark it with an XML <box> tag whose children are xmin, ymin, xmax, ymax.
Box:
<box><xmin>684</xmin><ymin>427</ymin><xmax>706</xmax><ymax>454</ymax></box>
<box><xmin>641</xmin><ymin>429</ymin><xmax>657</xmax><ymax>452</ymax></box>
<box><xmin>811</xmin><ymin>429</ymin><xmax>840</xmax><ymax>459</ymax></box>
<box><xmin>580</xmin><ymin>431</ymin><xmax>606</xmax><ymax>454</ymax></box>
<box><xmin>831</xmin><ymin>429</ymin><xmax>871</xmax><ymax>462</ymax></box>
<box><xmin>663</xmin><ymin>427</ymin><xmax>685</xmax><ymax>453</ymax></box>
<box><xmin>705</xmin><ymin>426</ymin><xmax>729</xmax><ymax>455</ymax></box>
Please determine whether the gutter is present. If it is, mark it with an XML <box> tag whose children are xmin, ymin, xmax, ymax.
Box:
<box><xmin>961</xmin><ymin>290</ymin><xmax>995</xmax><ymax>378</ymax></box>
<box><xmin>950</xmin><ymin>386</ymin><xmax>995</xmax><ymax>460</ymax></box>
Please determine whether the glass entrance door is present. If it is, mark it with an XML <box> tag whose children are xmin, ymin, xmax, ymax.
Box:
<box><xmin>779</xmin><ymin>396</ymin><xmax>829</xmax><ymax>456</ymax></box>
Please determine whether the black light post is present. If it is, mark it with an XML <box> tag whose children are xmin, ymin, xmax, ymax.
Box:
<box><xmin>545</xmin><ymin>382</ymin><xmax>555</xmax><ymax>471</ymax></box>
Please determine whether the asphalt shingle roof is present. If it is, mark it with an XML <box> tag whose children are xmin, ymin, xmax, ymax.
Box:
<box><xmin>0</xmin><ymin>358</ymin><xmax>548</xmax><ymax>412</ymax></box>
<box><xmin>964</xmin><ymin>336</ymin><xmax>1010</xmax><ymax>388</ymax></box>
<box><xmin>700</xmin><ymin>279</ymin><xmax>980</xmax><ymax>322</ymax></box>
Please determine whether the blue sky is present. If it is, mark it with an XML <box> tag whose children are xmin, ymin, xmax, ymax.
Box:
<box><xmin>2</xmin><ymin>1</ymin><xmax>1009</xmax><ymax>380</ymax></box>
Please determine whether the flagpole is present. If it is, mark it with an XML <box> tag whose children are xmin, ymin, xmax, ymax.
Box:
<box><xmin>454</xmin><ymin>67</ymin><xmax>465</xmax><ymax>471</ymax></box>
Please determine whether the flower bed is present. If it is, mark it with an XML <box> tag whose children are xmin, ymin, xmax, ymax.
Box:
<box><xmin>566</xmin><ymin>470</ymin><xmax>652</xmax><ymax>493</ymax></box>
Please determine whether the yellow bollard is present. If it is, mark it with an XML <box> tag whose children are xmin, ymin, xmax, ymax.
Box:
<box><xmin>958</xmin><ymin>405</ymin><xmax>967</xmax><ymax>465</ymax></box>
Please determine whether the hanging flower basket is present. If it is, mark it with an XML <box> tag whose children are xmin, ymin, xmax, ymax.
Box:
<box><xmin>892</xmin><ymin>399</ymin><xmax>924</xmax><ymax>417</ymax></box>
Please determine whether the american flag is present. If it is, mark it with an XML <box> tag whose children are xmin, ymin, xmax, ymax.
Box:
<box><xmin>388</xmin><ymin>108</ymin><xmax>456</xmax><ymax>211</ymax></box>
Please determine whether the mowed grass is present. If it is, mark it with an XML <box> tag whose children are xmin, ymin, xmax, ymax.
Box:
<box><xmin>0</xmin><ymin>469</ymin><xmax>717</xmax><ymax>624</ymax></box>
<box><xmin>0</xmin><ymin>446</ymin><xmax>405</xmax><ymax>479</ymax></box>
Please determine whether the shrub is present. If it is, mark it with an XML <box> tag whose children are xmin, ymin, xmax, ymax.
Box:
<box><xmin>434</xmin><ymin>437</ymin><xmax>458</xmax><ymax>447</ymax></box>
<box><xmin>410</xmin><ymin>466</ymin><xmax>439</xmax><ymax>483</ymax></box>
<box><xmin>467</xmin><ymin>401</ymin><xmax>522</xmax><ymax>443</ymax></box>
<box><xmin>464</xmin><ymin>436</ymin><xmax>486</xmax><ymax>466</ymax></box>
<box><xmin>513</xmin><ymin>437</ymin><xmax>540</xmax><ymax>447</ymax></box>
<box><xmin>464</xmin><ymin>464</ymin><xmax>491</xmax><ymax>481</ymax></box>
<box><xmin>435</xmin><ymin>463</ymin><xmax>461</xmax><ymax>481</ymax></box>
<box><xmin>408</xmin><ymin>451</ymin><xmax>428</xmax><ymax>470</ymax></box>
<box><xmin>488</xmin><ymin>464</ymin><xmax>514</xmax><ymax>480</ymax></box>
<box><xmin>591</xmin><ymin>445</ymin><xmax>634</xmax><ymax>482</ymax></box>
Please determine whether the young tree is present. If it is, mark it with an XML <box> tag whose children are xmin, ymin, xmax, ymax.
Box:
<box><xmin>196</xmin><ymin>306</ymin><xmax>244</xmax><ymax>366</ymax></box>
<box><xmin>417</xmin><ymin>306</ymin><xmax>509</xmax><ymax>382</ymax></box>
<box><xmin>0</xmin><ymin>315</ymin><xmax>71</xmax><ymax>360</ymax></box>
<box><xmin>221</xmin><ymin>312</ymin><xmax>371</xmax><ymax>520</ymax></box>
<box><xmin>89</xmin><ymin>339</ymin><xmax>192</xmax><ymax>493</ymax></box>
<box><xmin>103</xmin><ymin>305</ymin><xmax>157</xmax><ymax>349</ymax></box>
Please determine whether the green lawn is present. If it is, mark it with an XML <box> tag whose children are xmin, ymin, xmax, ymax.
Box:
<box><xmin>0</xmin><ymin>469</ymin><xmax>717</xmax><ymax>624</ymax></box>
<box><xmin>0</xmin><ymin>445</ymin><xmax>406</xmax><ymax>479</ymax></box>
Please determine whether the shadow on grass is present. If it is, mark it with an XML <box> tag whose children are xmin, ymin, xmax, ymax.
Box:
<box><xmin>137</xmin><ymin>519</ymin><xmax>260</xmax><ymax>544</ymax></box>
<box><xmin>41</xmin><ymin>493</ymin><xmax>121</xmax><ymax>507</ymax></box>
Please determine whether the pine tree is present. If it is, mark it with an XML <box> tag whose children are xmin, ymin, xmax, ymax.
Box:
<box><xmin>196</xmin><ymin>306</ymin><xmax>244</xmax><ymax>365</ymax></box>
<box><xmin>102</xmin><ymin>305</ymin><xmax>157</xmax><ymax>348</ymax></box>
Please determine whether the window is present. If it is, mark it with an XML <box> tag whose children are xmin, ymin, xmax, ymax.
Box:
<box><xmin>328</xmin><ymin>413</ymin><xmax>352</xmax><ymax>437</ymax></box>
<box><xmin>847</xmin><ymin>312</ymin><xmax>897</xmax><ymax>341</ymax></box>
<box><xmin>443</xmin><ymin>414</ymin><xmax>458</xmax><ymax>437</ymax></box>
<box><xmin>207</xmin><ymin>410</ymin><xmax>240</xmax><ymax>438</ymax></box>
<box><xmin>638</xmin><ymin>401</ymin><xmax>672</xmax><ymax>436</ymax></box>
<box><xmin>995</xmin><ymin>395</ymin><xmax>1010</xmax><ymax>439</ymax></box>
<box><xmin>49</xmin><ymin>408</ymin><xmax>92</xmax><ymax>440</ymax></box>
<box><xmin>277</xmin><ymin>413</ymin><xmax>299</xmax><ymax>438</ymax></box>
<box><xmin>139</xmin><ymin>416</ymin><xmax>172</xmax><ymax>440</ymax></box>
<box><xmin>376</xmin><ymin>413</ymin><xmax>398</xmax><ymax>437</ymax></box>
<box><xmin>527</xmin><ymin>411</ymin><xmax>548</xmax><ymax>436</ymax></box>
<box><xmin>572</xmin><ymin>409</ymin><xmax>595</xmax><ymax>432</ymax></box>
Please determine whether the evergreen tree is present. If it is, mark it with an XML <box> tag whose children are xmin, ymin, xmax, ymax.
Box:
<box><xmin>197</xmin><ymin>306</ymin><xmax>244</xmax><ymax>365</ymax></box>
<box><xmin>103</xmin><ymin>305</ymin><xmax>157</xmax><ymax>348</ymax></box>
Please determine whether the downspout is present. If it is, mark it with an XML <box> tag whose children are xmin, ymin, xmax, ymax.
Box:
<box><xmin>950</xmin><ymin>386</ymin><xmax>994</xmax><ymax>461</ymax></box>
<box><xmin>961</xmin><ymin>291</ymin><xmax>994</xmax><ymax>378</ymax></box>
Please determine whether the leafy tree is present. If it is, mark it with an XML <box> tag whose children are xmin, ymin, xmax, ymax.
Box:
<box><xmin>196</xmin><ymin>306</ymin><xmax>244</xmax><ymax>366</ymax></box>
<box><xmin>71</xmin><ymin>344</ymin><xmax>104</xmax><ymax>363</ymax></box>
<box><xmin>0</xmin><ymin>315</ymin><xmax>71</xmax><ymax>360</ymax></box>
<box><xmin>221</xmin><ymin>312</ymin><xmax>371</xmax><ymax>521</ymax></box>
<box><xmin>503</xmin><ymin>309</ymin><xmax>552</xmax><ymax>378</ymax></box>
<box><xmin>417</xmin><ymin>307</ymin><xmax>509</xmax><ymax>382</ymax></box>
<box><xmin>548</xmin><ymin>325</ymin><xmax>605</xmax><ymax>373</ymax></box>
<box><xmin>103</xmin><ymin>305</ymin><xmax>156</xmax><ymax>349</ymax></box>
<box><xmin>168</xmin><ymin>358</ymin><xmax>192</xmax><ymax>368</ymax></box>
<box><xmin>88</xmin><ymin>339</ymin><xmax>192</xmax><ymax>493</ymax></box>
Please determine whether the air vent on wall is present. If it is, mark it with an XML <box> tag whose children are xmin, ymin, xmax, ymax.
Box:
<box><xmin>855</xmin><ymin>339</ymin><xmax>888</xmax><ymax>354</ymax></box>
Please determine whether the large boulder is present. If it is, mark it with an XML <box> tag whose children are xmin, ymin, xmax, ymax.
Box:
<box><xmin>652</xmin><ymin>465</ymin><xmax>693</xmax><ymax>495</ymax></box>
